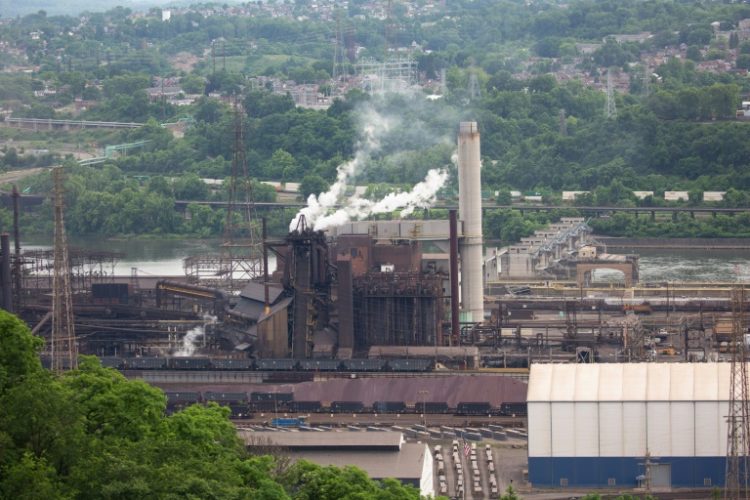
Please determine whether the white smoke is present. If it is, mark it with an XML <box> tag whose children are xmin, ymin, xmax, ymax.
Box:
<box><xmin>174</xmin><ymin>314</ymin><xmax>217</xmax><ymax>357</ymax></box>
<box><xmin>312</xmin><ymin>168</ymin><xmax>449</xmax><ymax>230</ymax></box>
<box><xmin>289</xmin><ymin>107</ymin><xmax>396</xmax><ymax>231</ymax></box>
<box><xmin>289</xmin><ymin>94</ymin><xmax>454</xmax><ymax>231</ymax></box>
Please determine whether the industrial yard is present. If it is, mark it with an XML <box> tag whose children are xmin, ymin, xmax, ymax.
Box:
<box><xmin>0</xmin><ymin>121</ymin><xmax>748</xmax><ymax>498</ymax></box>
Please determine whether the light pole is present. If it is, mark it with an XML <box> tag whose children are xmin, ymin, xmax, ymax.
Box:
<box><xmin>418</xmin><ymin>389</ymin><xmax>429</xmax><ymax>429</ymax></box>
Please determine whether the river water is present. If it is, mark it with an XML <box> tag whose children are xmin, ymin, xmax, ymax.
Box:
<box><xmin>21</xmin><ymin>238</ymin><xmax>750</xmax><ymax>282</ymax></box>
<box><xmin>591</xmin><ymin>247</ymin><xmax>750</xmax><ymax>283</ymax></box>
<box><xmin>23</xmin><ymin>237</ymin><xmax>276</xmax><ymax>277</ymax></box>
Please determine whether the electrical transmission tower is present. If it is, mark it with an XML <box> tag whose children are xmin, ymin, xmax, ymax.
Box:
<box><xmin>221</xmin><ymin>100</ymin><xmax>263</xmax><ymax>282</ymax></box>
<box><xmin>51</xmin><ymin>167</ymin><xmax>77</xmax><ymax>372</ymax></box>
<box><xmin>183</xmin><ymin>101</ymin><xmax>263</xmax><ymax>290</ymax></box>
<box><xmin>605</xmin><ymin>68</ymin><xmax>617</xmax><ymax>119</ymax></box>
<box><xmin>726</xmin><ymin>286</ymin><xmax>750</xmax><ymax>499</ymax></box>
<box><xmin>332</xmin><ymin>11</ymin><xmax>346</xmax><ymax>86</ymax></box>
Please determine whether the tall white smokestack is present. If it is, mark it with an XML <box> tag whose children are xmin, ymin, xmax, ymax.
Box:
<box><xmin>457</xmin><ymin>121</ymin><xmax>484</xmax><ymax>323</ymax></box>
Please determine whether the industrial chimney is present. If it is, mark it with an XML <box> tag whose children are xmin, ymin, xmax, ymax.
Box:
<box><xmin>457</xmin><ymin>122</ymin><xmax>484</xmax><ymax>323</ymax></box>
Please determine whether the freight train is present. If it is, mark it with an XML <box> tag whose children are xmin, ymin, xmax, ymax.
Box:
<box><xmin>164</xmin><ymin>390</ymin><xmax>527</xmax><ymax>419</ymax></box>
<box><xmin>98</xmin><ymin>356</ymin><xmax>434</xmax><ymax>372</ymax></box>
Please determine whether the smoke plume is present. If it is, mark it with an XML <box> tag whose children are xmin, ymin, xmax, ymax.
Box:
<box><xmin>174</xmin><ymin>314</ymin><xmax>217</xmax><ymax>357</ymax></box>
<box><xmin>289</xmin><ymin>92</ymin><xmax>457</xmax><ymax>231</ymax></box>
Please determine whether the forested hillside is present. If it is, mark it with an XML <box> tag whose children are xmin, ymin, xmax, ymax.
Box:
<box><xmin>2</xmin><ymin>0</ymin><xmax>750</xmax><ymax>241</ymax></box>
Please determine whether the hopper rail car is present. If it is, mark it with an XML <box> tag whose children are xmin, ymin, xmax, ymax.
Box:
<box><xmin>96</xmin><ymin>356</ymin><xmax>435</xmax><ymax>373</ymax></box>
<box><xmin>164</xmin><ymin>390</ymin><xmax>527</xmax><ymax>419</ymax></box>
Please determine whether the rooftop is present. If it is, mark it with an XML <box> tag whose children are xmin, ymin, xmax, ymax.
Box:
<box><xmin>240</xmin><ymin>430</ymin><xmax>404</xmax><ymax>450</ymax></box>
<box><xmin>528</xmin><ymin>362</ymin><xmax>738</xmax><ymax>402</ymax></box>
<box><xmin>289</xmin><ymin>442</ymin><xmax>429</xmax><ymax>480</ymax></box>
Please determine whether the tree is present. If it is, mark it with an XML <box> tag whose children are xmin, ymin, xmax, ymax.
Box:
<box><xmin>61</xmin><ymin>357</ymin><xmax>166</xmax><ymax>441</ymax></box>
<box><xmin>736</xmin><ymin>54</ymin><xmax>750</xmax><ymax>70</ymax></box>
<box><xmin>501</xmin><ymin>485</ymin><xmax>521</xmax><ymax>500</ymax></box>
<box><xmin>103</xmin><ymin>74</ymin><xmax>150</xmax><ymax>99</ymax></box>
<box><xmin>730</xmin><ymin>32</ymin><xmax>740</xmax><ymax>50</ymax></box>
<box><xmin>0</xmin><ymin>453</ymin><xmax>69</xmax><ymax>500</ymax></box>
<box><xmin>193</xmin><ymin>96</ymin><xmax>226</xmax><ymax>123</ymax></box>
<box><xmin>300</xmin><ymin>174</ymin><xmax>328</xmax><ymax>200</ymax></box>
<box><xmin>0</xmin><ymin>311</ymin><xmax>43</xmax><ymax>395</ymax></box>
<box><xmin>174</xmin><ymin>173</ymin><xmax>209</xmax><ymax>200</ymax></box>
<box><xmin>686</xmin><ymin>46</ymin><xmax>702</xmax><ymax>62</ymax></box>
<box><xmin>280</xmin><ymin>460</ymin><xmax>420</xmax><ymax>499</ymax></box>
<box><xmin>180</xmin><ymin>74</ymin><xmax>206</xmax><ymax>94</ymax></box>
<box><xmin>267</xmin><ymin>149</ymin><xmax>298</xmax><ymax>180</ymax></box>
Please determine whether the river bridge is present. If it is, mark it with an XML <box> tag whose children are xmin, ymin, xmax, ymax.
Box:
<box><xmin>1</xmin><ymin>117</ymin><xmax>143</xmax><ymax>131</ymax></box>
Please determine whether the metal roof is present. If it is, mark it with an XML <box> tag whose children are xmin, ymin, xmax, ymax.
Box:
<box><xmin>288</xmin><ymin>443</ymin><xmax>429</xmax><ymax>480</ymax></box>
<box><xmin>240</xmin><ymin>430</ymin><xmax>404</xmax><ymax>450</ymax></box>
<box><xmin>231</xmin><ymin>296</ymin><xmax>291</xmax><ymax>322</ymax></box>
<box><xmin>527</xmin><ymin>363</ymin><xmax>736</xmax><ymax>403</ymax></box>
<box><xmin>239</xmin><ymin>281</ymin><xmax>284</xmax><ymax>304</ymax></box>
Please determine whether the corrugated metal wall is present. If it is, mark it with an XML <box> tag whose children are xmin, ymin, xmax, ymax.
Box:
<box><xmin>527</xmin><ymin>363</ymin><xmax>734</xmax><ymax>487</ymax></box>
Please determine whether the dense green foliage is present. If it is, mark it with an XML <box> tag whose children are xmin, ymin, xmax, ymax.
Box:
<box><xmin>590</xmin><ymin>212</ymin><xmax>750</xmax><ymax>238</ymax></box>
<box><xmin>0</xmin><ymin>310</ymin><xmax>424</xmax><ymax>499</ymax></box>
<box><xmin>4</xmin><ymin>0</ymin><xmax>750</xmax><ymax>242</ymax></box>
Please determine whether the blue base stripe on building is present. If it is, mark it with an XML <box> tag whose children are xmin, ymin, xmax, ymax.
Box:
<box><xmin>528</xmin><ymin>456</ymin><xmax>725</xmax><ymax>488</ymax></box>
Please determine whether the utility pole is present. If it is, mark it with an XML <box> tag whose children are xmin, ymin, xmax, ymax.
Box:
<box><xmin>12</xmin><ymin>185</ymin><xmax>21</xmax><ymax>311</ymax></box>
<box><xmin>51</xmin><ymin>167</ymin><xmax>77</xmax><ymax>372</ymax></box>
<box><xmin>332</xmin><ymin>11</ymin><xmax>344</xmax><ymax>85</ymax></box>
<box><xmin>725</xmin><ymin>286</ymin><xmax>750</xmax><ymax>499</ymax></box>
<box><xmin>418</xmin><ymin>389</ymin><xmax>429</xmax><ymax>428</ymax></box>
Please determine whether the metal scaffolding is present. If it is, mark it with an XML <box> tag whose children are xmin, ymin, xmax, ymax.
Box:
<box><xmin>356</xmin><ymin>56</ymin><xmax>418</xmax><ymax>94</ymax></box>
<box><xmin>22</xmin><ymin>249</ymin><xmax>121</xmax><ymax>293</ymax></box>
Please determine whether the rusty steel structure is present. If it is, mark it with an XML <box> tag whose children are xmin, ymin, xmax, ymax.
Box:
<box><xmin>449</xmin><ymin>209</ymin><xmax>460</xmax><ymax>343</ymax></box>
<box><xmin>50</xmin><ymin>167</ymin><xmax>77</xmax><ymax>372</ymax></box>
<box><xmin>185</xmin><ymin>101</ymin><xmax>263</xmax><ymax>290</ymax></box>
<box><xmin>285</xmin><ymin>216</ymin><xmax>331</xmax><ymax>358</ymax></box>
<box><xmin>352</xmin><ymin>272</ymin><xmax>444</xmax><ymax>349</ymax></box>
<box><xmin>22</xmin><ymin>248</ymin><xmax>122</xmax><ymax>293</ymax></box>
<box><xmin>726</xmin><ymin>286</ymin><xmax>750</xmax><ymax>499</ymax></box>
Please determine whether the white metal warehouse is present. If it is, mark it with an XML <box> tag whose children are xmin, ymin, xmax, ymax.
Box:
<box><xmin>527</xmin><ymin>363</ymin><xmax>733</xmax><ymax>488</ymax></box>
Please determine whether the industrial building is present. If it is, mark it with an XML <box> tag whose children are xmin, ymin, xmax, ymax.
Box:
<box><xmin>527</xmin><ymin>363</ymin><xmax>731</xmax><ymax>489</ymax></box>
<box><xmin>241</xmin><ymin>431</ymin><xmax>434</xmax><ymax>497</ymax></box>
<box><xmin>250</xmin><ymin>122</ymin><xmax>487</xmax><ymax>358</ymax></box>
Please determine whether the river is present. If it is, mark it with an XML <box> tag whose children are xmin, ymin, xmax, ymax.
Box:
<box><xmin>21</xmin><ymin>238</ymin><xmax>750</xmax><ymax>283</ymax></box>
<box><xmin>22</xmin><ymin>237</ymin><xmax>276</xmax><ymax>277</ymax></box>
<box><xmin>594</xmin><ymin>247</ymin><xmax>750</xmax><ymax>283</ymax></box>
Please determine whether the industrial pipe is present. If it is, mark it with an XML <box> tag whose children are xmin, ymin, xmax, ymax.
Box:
<box><xmin>449</xmin><ymin>210</ymin><xmax>460</xmax><ymax>343</ymax></box>
<box><xmin>1</xmin><ymin>233</ymin><xmax>11</xmax><ymax>311</ymax></box>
